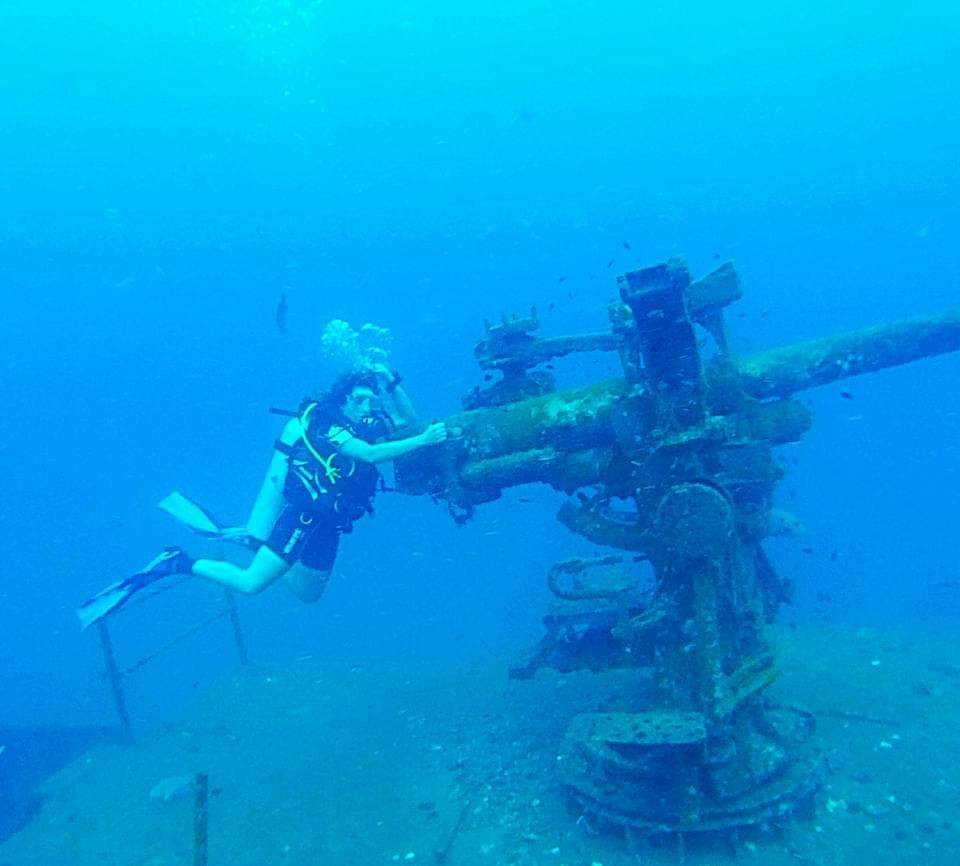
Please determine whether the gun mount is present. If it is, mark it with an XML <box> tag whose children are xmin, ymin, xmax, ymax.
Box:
<box><xmin>396</xmin><ymin>258</ymin><xmax>960</xmax><ymax>840</ymax></box>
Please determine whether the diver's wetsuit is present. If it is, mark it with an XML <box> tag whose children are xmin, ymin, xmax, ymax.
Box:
<box><xmin>265</xmin><ymin>404</ymin><xmax>387</xmax><ymax>570</ymax></box>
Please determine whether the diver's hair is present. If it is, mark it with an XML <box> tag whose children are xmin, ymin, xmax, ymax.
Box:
<box><xmin>312</xmin><ymin>370</ymin><xmax>381</xmax><ymax>415</ymax></box>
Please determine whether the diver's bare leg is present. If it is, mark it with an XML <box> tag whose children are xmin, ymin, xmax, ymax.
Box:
<box><xmin>192</xmin><ymin>545</ymin><xmax>290</xmax><ymax>595</ymax></box>
<box><xmin>283</xmin><ymin>564</ymin><xmax>332</xmax><ymax>604</ymax></box>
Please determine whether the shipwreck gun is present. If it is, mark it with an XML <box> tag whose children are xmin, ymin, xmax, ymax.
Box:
<box><xmin>395</xmin><ymin>258</ymin><xmax>960</xmax><ymax>838</ymax></box>
<box><xmin>399</xmin><ymin>258</ymin><xmax>959</xmax><ymax>525</ymax></box>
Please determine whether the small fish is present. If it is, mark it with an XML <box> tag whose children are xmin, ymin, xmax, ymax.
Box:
<box><xmin>518</xmin><ymin>497</ymin><xmax>532</xmax><ymax>503</ymax></box>
<box><xmin>622</xmin><ymin>240</ymin><xmax>632</xmax><ymax>251</ymax></box>
<box><xmin>768</xmin><ymin>508</ymin><xmax>806</xmax><ymax>537</ymax></box>
<box><xmin>567</xmin><ymin>292</ymin><xmax>574</xmax><ymax>300</ymax></box>
<box><xmin>483</xmin><ymin>373</ymin><xmax>493</xmax><ymax>381</ymax></box>
<box><xmin>276</xmin><ymin>292</ymin><xmax>288</xmax><ymax>333</ymax></box>
<box><xmin>606</xmin><ymin>259</ymin><xmax>615</xmax><ymax>268</ymax></box>
<box><xmin>557</xmin><ymin>276</ymin><xmax>566</xmax><ymax>283</ymax></box>
<box><xmin>830</xmin><ymin>550</ymin><xmax>839</xmax><ymax>561</ymax></box>
<box><xmin>712</xmin><ymin>252</ymin><xmax>720</xmax><ymax>260</ymax></box>
<box><xmin>840</xmin><ymin>391</ymin><xmax>855</xmax><ymax>400</ymax></box>
<box><xmin>544</xmin><ymin>363</ymin><xmax>555</xmax><ymax>370</ymax></box>
<box><xmin>802</xmin><ymin>547</ymin><xmax>815</xmax><ymax>555</ymax></box>
<box><xmin>548</xmin><ymin>302</ymin><xmax>556</xmax><ymax>310</ymax></box>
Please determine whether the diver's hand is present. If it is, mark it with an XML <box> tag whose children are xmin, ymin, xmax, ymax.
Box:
<box><xmin>366</xmin><ymin>362</ymin><xmax>390</xmax><ymax>376</ymax></box>
<box><xmin>419</xmin><ymin>422</ymin><xmax>448</xmax><ymax>446</ymax></box>
<box><xmin>219</xmin><ymin>526</ymin><xmax>258</xmax><ymax>548</ymax></box>
<box><xmin>365</xmin><ymin>362</ymin><xmax>393</xmax><ymax>382</ymax></box>
<box><xmin>366</xmin><ymin>362</ymin><xmax>402</xmax><ymax>392</ymax></box>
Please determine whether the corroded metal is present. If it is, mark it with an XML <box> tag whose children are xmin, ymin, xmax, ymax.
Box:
<box><xmin>396</xmin><ymin>258</ymin><xmax>960</xmax><ymax>838</ymax></box>
<box><xmin>546</xmin><ymin>556</ymin><xmax>634</xmax><ymax>601</ymax></box>
<box><xmin>738</xmin><ymin>308</ymin><xmax>960</xmax><ymax>399</ymax></box>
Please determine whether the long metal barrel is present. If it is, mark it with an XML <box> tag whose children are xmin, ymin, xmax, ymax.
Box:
<box><xmin>399</xmin><ymin>307</ymin><xmax>960</xmax><ymax>498</ymax></box>
<box><xmin>738</xmin><ymin>307</ymin><xmax>960</xmax><ymax>400</ymax></box>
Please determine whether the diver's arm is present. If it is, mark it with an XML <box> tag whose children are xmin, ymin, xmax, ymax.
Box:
<box><xmin>244</xmin><ymin>417</ymin><xmax>300</xmax><ymax>540</ymax></box>
<box><xmin>387</xmin><ymin>382</ymin><xmax>420</xmax><ymax>431</ymax></box>
<box><xmin>333</xmin><ymin>422</ymin><xmax>447</xmax><ymax>465</ymax></box>
<box><xmin>368</xmin><ymin>364</ymin><xmax>420</xmax><ymax>433</ymax></box>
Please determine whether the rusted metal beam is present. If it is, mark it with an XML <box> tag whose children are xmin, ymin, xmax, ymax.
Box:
<box><xmin>738</xmin><ymin>307</ymin><xmax>960</xmax><ymax>399</ymax></box>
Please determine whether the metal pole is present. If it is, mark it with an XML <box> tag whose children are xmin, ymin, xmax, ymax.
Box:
<box><xmin>97</xmin><ymin>620</ymin><xmax>132</xmax><ymax>741</ymax></box>
<box><xmin>193</xmin><ymin>772</ymin><xmax>209</xmax><ymax>866</ymax></box>
<box><xmin>223</xmin><ymin>590</ymin><xmax>249</xmax><ymax>665</ymax></box>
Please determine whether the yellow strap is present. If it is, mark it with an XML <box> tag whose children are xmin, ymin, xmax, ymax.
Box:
<box><xmin>298</xmin><ymin>403</ymin><xmax>342</xmax><ymax>485</ymax></box>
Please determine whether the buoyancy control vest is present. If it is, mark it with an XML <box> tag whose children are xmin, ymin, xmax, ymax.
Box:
<box><xmin>276</xmin><ymin>401</ymin><xmax>389</xmax><ymax>530</ymax></box>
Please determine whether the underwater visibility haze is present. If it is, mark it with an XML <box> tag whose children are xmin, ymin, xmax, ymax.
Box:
<box><xmin>0</xmin><ymin>1</ymin><xmax>958</xmax><ymax>863</ymax></box>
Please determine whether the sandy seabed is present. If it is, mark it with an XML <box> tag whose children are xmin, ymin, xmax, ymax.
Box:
<box><xmin>2</xmin><ymin>625</ymin><xmax>959</xmax><ymax>866</ymax></box>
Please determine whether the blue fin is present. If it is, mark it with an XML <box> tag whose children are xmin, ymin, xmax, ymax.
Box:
<box><xmin>157</xmin><ymin>491</ymin><xmax>222</xmax><ymax>537</ymax></box>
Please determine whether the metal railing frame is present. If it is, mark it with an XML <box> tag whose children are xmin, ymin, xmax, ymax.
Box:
<box><xmin>93</xmin><ymin>577</ymin><xmax>248</xmax><ymax>741</ymax></box>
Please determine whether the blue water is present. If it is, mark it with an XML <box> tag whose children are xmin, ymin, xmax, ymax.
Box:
<box><xmin>1</xmin><ymin>0</ymin><xmax>958</xmax><ymax>797</ymax></box>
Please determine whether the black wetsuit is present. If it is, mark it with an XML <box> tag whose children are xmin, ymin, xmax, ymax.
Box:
<box><xmin>266</xmin><ymin>405</ymin><xmax>386</xmax><ymax>570</ymax></box>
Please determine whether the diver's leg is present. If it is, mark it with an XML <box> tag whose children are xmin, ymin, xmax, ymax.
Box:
<box><xmin>192</xmin><ymin>545</ymin><xmax>290</xmax><ymax>595</ymax></box>
<box><xmin>283</xmin><ymin>564</ymin><xmax>332</xmax><ymax>604</ymax></box>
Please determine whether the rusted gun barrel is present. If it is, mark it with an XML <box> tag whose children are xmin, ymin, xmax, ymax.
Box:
<box><xmin>739</xmin><ymin>308</ymin><xmax>960</xmax><ymax>399</ymax></box>
<box><xmin>398</xmin><ymin>305</ymin><xmax>960</xmax><ymax>505</ymax></box>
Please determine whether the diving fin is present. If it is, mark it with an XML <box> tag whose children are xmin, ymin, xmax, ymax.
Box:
<box><xmin>77</xmin><ymin>548</ymin><xmax>192</xmax><ymax>629</ymax></box>
<box><xmin>157</xmin><ymin>491</ymin><xmax>223</xmax><ymax>538</ymax></box>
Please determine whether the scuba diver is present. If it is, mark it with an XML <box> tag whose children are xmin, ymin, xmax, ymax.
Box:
<box><xmin>79</xmin><ymin>366</ymin><xmax>447</xmax><ymax>627</ymax></box>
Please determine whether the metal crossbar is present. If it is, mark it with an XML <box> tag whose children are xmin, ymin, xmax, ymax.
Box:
<box><xmin>118</xmin><ymin>610</ymin><xmax>229</xmax><ymax>678</ymax></box>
